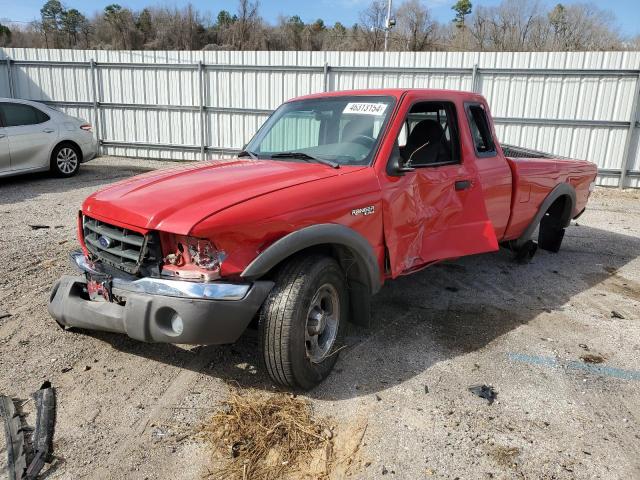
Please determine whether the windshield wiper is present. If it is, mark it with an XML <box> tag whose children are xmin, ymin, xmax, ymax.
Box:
<box><xmin>237</xmin><ymin>150</ymin><xmax>258</xmax><ymax>159</ymax></box>
<box><xmin>270</xmin><ymin>152</ymin><xmax>340</xmax><ymax>169</ymax></box>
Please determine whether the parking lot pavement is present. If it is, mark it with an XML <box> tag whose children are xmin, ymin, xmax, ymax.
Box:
<box><xmin>1</xmin><ymin>156</ymin><xmax>639</xmax><ymax>479</ymax></box>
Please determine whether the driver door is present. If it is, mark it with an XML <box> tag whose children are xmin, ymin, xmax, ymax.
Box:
<box><xmin>381</xmin><ymin>96</ymin><xmax>499</xmax><ymax>276</ymax></box>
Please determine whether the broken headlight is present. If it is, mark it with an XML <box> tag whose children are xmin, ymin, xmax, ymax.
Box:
<box><xmin>159</xmin><ymin>234</ymin><xmax>226</xmax><ymax>282</ymax></box>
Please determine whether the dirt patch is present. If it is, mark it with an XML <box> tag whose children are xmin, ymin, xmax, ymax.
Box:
<box><xmin>489</xmin><ymin>445</ymin><xmax>521</xmax><ymax>467</ymax></box>
<box><xmin>202</xmin><ymin>389</ymin><xmax>334</xmax><ymax>479</ymax></box>
<box><xmin>581</xmin><ymin>353</ymin><xmax>606</xmax><ymax>364</ymax></box>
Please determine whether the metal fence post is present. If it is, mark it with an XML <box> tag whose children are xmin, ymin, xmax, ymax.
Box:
<box><xmin>323</xmin><ymin>62</ymin><xmax>330</xmax><ymax>92</ymax></box>
<box><xmin>6</xmin><ymin>57</ymin><xmax>14</xmax><ymax>97</ymax></box>
<box><xmin>619</xmin><ymin>72</ymin><xmax>640</xmax><ymax>189</ymax></box>
<box><xmin>471</xmin><ymin>63</ymin><xmax>479</xmax><ymax>93</ymax></box>
<box><xmin>198</xmin><ymin>60</ymin><xmax>206</xmax><ymax>161</ymax></box>
<box><xmin>89</xmin><ymin>59</ymin><xmax>102</xmax><ymax>156</ymax></box>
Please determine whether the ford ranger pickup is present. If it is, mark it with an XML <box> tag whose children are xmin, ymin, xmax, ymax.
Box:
<box><xmin>48</xmin><ymin>89</ymin><xmax>598</xmax><ymax>389</ymax></box>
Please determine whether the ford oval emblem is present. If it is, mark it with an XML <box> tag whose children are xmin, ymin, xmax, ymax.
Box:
<box><xmin>98</xmin><ymin>235</ymin><xmax>113</xmax><ymax>248</ymax></box>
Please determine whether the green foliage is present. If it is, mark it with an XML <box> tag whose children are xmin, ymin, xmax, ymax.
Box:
<box><xmin>40</xmin><ymin>0</ymin><xmax>65</xmax><ymax>27</ymax></box>
<box><xmin>216</xmin><ymin>10</ymin><xmax>236</xmax><ymax>27</ymax></box>
<box><xmin>104</xmin><ymin>4</ymin><xmax>123</xmax><ymax>19</ymax></box>
<box><xmin>287</xmin><ymin>15</ymin><xmax>305</xmax><ymax>33</ymax></box>
<box><xmin>452</xmin><ymin>0</ymin><xmax>472</xmax><ymax>28</ymax></box>
<box><xmin>61</xmin><ymin>8</ymin><xmax>88</xmax><ymax>36</ymax></box>
<box><xmin>312</xmin><ymin>19</ymin><xmax>325</xmax><ymax>31</ymax></box>
<box><xmin>0</xmin><ymin>23</ymin><xmax>11</xmax><ymax>46</ymax></box>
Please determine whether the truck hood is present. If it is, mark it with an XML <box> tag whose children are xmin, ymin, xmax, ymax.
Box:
<box><xmin>83</xmin><ymin>159</ymin><xmax>345</xmax><ymax>234</ymax></box>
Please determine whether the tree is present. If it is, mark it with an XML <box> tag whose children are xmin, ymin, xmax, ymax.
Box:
<box><xmin>103</xmin><ymin>4</ymin><xmax>141</xmax><ymax>49</ymax></box>
<box><xmin>3</xmin><ymin>0</ymin><xmax>627</xmax><ymax>52</ymax></box>
<box><xmin>358</xmin><ymin>0</ymin><xmax>388</xmax><ymax>50</ymax></box>
<box><xmin>282</xmin><ymin>15</ymin><xmax>305</xmax><ymax>49</ymax></box>
<box><xmin>40</xmin><ymin>0</ymin><xmax>65</xmax><ymax>47</ymax></box>
<box><xmin>547</xmin><ymin>3</ymin><xmax>619</xmax><ymax>50</ymax></box>
<box><xmin>0</xmin><ymin>23</ymin><xmax>11</xmax><ymax>47</ymax></box>
<box><xmin>396</xmin><ymin>0</ymin><xmax>436</xmax><ymax>51</ymax></box>
<box><xmin>233</xmin><ymin>0</ymin><xmax>262</xmax><ymax>50</ymax></box>
<box><xmin>61</xmin><ymin>9</ymin><xmax>89</xmax><ymax>46</ymax></box>
<box><xmin>216</xmin><ymin>10</ymin><xmax>236</xmax><ymax>28</ymax></box>
<box><xmin>136</xmin><ymin>8</ymin><xmax>154</xmax><ymax>45</ymax></box>
<box><xmin>452</xmin><ymin>0</ymin><xmax>472</xmax><ymax>29</ymax></box>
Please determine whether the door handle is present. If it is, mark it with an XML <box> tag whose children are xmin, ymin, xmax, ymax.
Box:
<box><xmin>43</xmin><ymin>128</ymin><xmax>55</xmax><ymax>133</ymax></box>
<box><xmin>455</xmin><ymin>180</ymin><xmax>472</xmax><ymax>191</ymax></box>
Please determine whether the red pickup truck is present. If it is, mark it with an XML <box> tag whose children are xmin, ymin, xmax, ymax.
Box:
<box><xmin>49</xmin><ymin>89</ymin><xmax>597</xmax><ymax>389</ymax></box>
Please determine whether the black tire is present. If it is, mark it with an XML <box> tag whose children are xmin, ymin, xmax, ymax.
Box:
<box><xmin>538</xmin><ymin>214</ymin><xmax>565</xmax><ymax>252</ymax></box>
<box><xmin>259</xmin><ymin>254</ymin><xmax>348</xmax><ymax>390</ymax></box>
<box><xmin>50</xmin><ymin>143</ymin><xmax>81</xmax><ymax>177</ymax></box>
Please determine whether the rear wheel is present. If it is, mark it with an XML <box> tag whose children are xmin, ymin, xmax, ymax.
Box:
<box><xmin>538</xmin><ymin>213</ymin><xmax>566</xmax><ymax>252</ymax></box>
<box><xmin>50</xmin><ymin>143</ymin><xmax>80</xmax><ymax>177</ymax></box>
<box><xmin>259</xmin><ymin>254</ymin><xmax>347</xmax><ymax>390</ymax></box>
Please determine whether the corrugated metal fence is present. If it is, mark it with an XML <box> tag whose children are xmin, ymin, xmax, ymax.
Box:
<box><xmin>1</xmin><ymin>48</ymin><xmax>639</xmax><ymax>187</ymax></box>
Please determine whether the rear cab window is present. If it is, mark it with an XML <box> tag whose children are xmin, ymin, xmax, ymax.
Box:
<box><xmin>0</xmin><ymin>103</ymin><xmax>50</xmax><ymax>127</ymax></box>
<box><xmin>465</xmin><ymin>103</ymin><xmax>496</xmax><ymax>157</ymax></box>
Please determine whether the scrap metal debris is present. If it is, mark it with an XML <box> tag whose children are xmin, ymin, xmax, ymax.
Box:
<box><xmin>0</xmin><ymin>382</ymin><xmax>56</xmax><ymax>480</ymax></box>
<box><xmin>468</xmin><ymin>385</ymin><xmax>497</xmax><ymax>405</ymax></box>
<box><xmin>611</xmin><ymin>310</ymin><xmax>625</xmax><ymax>319</ymax></box>
<box><xmin>0</xmin><ymin>310</ymin><xmax>11</xmax><ymax>321</ymax></box>
<box><xmin>28</xmin><ymin>225</ymin><xmax>50</xmax><ymax>230</ymax></box>
<box><xmin>1</xmin><ymin>395</ymin><xmax>28</xmax><ymax>480</ymax></box>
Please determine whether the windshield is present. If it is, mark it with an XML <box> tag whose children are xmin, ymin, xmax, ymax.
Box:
<box><xmin>244</xmin><ymin>95</ymin><xmax>396</xmax><ymax>166</ymax></box>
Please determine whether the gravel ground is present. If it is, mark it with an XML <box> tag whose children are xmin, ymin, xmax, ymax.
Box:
<box><xmin>1</xmin><ymin>156</ymin><xmax>639</xmax><ymax>479</ymax></box>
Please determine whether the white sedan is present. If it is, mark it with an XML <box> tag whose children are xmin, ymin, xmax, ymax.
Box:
<box><xmin>0</xmin><ymin>98</ymin><xmax>98</xmax><ymax>178</ymax></box>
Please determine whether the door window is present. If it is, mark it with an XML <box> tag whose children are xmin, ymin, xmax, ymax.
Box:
<box><xmin>397</xmin><ymin>102</ymin><xmax>459</xmax><ymax>167</ymax></box>
<box><xmin>466</xmin><ymin>104</ymin><xmax>496</xmax><ymax>156</ymax></box>
<box><xmin>0</xmin><ymin>103</ymin><xmax>50</xmax><ymax>127</ymax></box>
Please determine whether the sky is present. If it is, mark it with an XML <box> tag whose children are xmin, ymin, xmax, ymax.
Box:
<box><xmin>1</xmin><ymin>0</ymin><xmax>639</xmax><ymax>37</ymax></box>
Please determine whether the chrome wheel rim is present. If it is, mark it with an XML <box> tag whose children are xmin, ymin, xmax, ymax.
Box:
<box><xmin>57</xmin><ymin>147</ymin><xmax>78</xmax><ymax>174</ymax></box>
<box><xmin>305</xmin><ymin>283</ymin><xmax>340</xmax><ymax>363</ymax></box>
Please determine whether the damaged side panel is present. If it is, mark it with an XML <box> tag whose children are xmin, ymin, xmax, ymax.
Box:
<box><xmin>382</xmin><ymin>164</ymin><xmax>498</xmax><ymax>277</ymax></box>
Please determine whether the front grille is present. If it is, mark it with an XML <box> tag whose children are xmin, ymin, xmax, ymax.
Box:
<box><xmin>83</xmin><ymin>216</ymin><xmax>150</xmax><ymax>274</ymax></box>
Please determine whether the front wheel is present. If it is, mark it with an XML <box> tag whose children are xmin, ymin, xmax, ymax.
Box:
<box><xmin>259</xmin><ymin>254</ymin><xmax>348</xmax><ymax>390</ymax></box>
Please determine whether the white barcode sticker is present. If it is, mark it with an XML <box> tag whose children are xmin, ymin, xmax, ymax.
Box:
<box><xmin>343</xmin><ymin>102</ymin><xmax>388</xmax><ymax>116</ymax></box>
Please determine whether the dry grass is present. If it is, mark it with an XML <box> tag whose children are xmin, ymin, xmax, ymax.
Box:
<box><xmin>202</xmin><ymin>389</ymin><xmax>334</xmax><ymax>480</ymax></box>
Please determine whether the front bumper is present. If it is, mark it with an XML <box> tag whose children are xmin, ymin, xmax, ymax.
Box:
<box><xmin>47</xmin><ymin>252</ymin><xmax>273</xmax><ymax>344</ymax></box>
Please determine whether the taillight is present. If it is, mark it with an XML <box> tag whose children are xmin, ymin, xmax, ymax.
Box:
<box><xmin>80</xmin><ymin>124</ymin><xmax>92</xmax><ymax>132</ymax></box>
<box><xmin>159</xmin><ymin>233</ymin><xmax>226</xmax><ymax>282</ymax></box>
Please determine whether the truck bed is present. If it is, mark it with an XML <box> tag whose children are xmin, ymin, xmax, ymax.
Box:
<box><xmin>501</xmin><ymin>144</ymin><xmax>557</xmax><ymax>159</ymax></box>
<box><xmin>501</xmin><ymin>144</ymin><xmax>597</xmax><ymax>241</ymax></box>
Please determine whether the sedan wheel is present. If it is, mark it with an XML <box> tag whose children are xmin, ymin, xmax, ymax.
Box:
<box><xmin>57</xmin><ymin>147</ymin><xmax>78</xmax><ymax>174</ymax></box>
<box><xmin>51</xmin><ymin>144</ymin><xmax>80</xmax><ymax>177</ymax></box>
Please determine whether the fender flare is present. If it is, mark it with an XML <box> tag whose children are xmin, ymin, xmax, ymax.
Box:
<box><xmin>514</xmin><ymin>182</ymin><xmax>576</xmax><ymax>249</ymax></box>
<box><xmin>240</xmin><ymin>223</ymin><xmax>382</xmax><ymax>294</ymax></box>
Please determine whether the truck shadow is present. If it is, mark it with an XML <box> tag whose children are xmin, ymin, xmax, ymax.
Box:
<box><xmin>84</xmin><ymin>223</ymin><xmax>640</xmax><ymax>400</ymax></box>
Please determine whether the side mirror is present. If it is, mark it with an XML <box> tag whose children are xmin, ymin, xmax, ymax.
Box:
<box><xmin>386</xmin><ymin>144</ymin><xmax>415</xmax><ymax>177</ymax></box>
